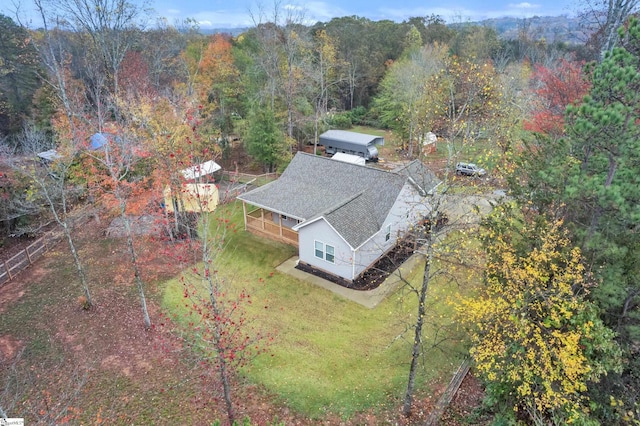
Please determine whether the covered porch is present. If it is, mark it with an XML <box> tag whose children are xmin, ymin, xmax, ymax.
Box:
<box><xmin>241</xmin><ymin>203</ymin><xmax>299</xmax><ymax>247</ymax></box>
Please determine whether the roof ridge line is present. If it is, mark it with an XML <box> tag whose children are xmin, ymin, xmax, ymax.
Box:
<box><xmin>390</xmin><ymin>159</ymin><xmax>420</xmax><ymax>174</ymax></box>
<box><xmin>321</xmin><ymin>190</ymin><xmax>366</xmax><ymax>216</ymax></box>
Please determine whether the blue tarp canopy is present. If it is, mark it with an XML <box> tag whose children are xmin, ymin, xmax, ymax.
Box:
<box><xmin>90</xmin><ymin>133</ymin><xmax>108</xmax><ymax>150</ymax></box>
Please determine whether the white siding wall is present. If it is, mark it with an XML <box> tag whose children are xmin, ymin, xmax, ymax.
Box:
<box><xmin>298</xmin><ymin>219</ymin><xmax>354</xmax><ymax>280</ymax></box>
<box><xmin>391</xmin><ymin>182</ymin><xmax>433</xmax><ymax>234</ymax></box>
<box><xmin>298</xmin><ymin>183</ymin><xmax>432</xmax><ymax>281</ymax></box>
<box><xmin>353</xmin><ymin>182</ymin><xmax>431</xmax><ymax>278</ymax></box>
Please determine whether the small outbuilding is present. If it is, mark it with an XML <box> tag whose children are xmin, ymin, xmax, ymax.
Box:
<box><xmin>89</xmin><ymin>133</ymin><xmax>109</xmax><ymax>150</ymax></box>
<box><xmin>319</xmin><ymin>130</ymin><xmax>384</xmax><ymax>162</ymax></box>
<box><xmin>164</xmin><ymin>160</ymin><xmax>222</xmax><ymax>213</ymax></box>
<box><xmin>163</xmin><ymin>183</ymin><xmax>219</xmax><ymax>213</ymax></box>
<box><xmin>422</xmin><ymin>132</ymin><xmax>437</xmax><ymax>154</ymax></box>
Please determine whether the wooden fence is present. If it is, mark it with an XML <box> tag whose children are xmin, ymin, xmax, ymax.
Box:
<box><xmin>0</xmin><ymin>171</ymin><xmax>276</xmax><ymax>286</ymax></box>
<box><xmin>219</xmin><ymin>171</ymin><xmax>278</xmax><ymax>186</ymax></box>
<box><xmin>218</xmin><ymin>171</ymin><xmax>279</xmax><ymax>204</ymax></box>
<box><xmin>0</xmin><ymin>234</ymin><xmax>61</xmax><ymax>286</ymax></box>
<box><xmin>425</xmin><ymin>358</ymin><xmax>471</xmax><ymax>426</ymax></box>
<box><xmin>219</xmin><ymin>185</ymin><xmax>245</xmax><ymax>203</ymax></box>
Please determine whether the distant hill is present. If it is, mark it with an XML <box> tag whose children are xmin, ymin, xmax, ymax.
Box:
<box><xmin>205</xmin><ymin>16</ymin><xmax>587</xmax><ymax>45</ymax></box>
<box><xmin>201</xmin><ymin>27</ymin><xmax>248</xmax><ymax>36</ymax></box>
<box><xmin>452</xmin><ymin>15</ymin><xmax>586</xmax><ymax>44</ymax></box>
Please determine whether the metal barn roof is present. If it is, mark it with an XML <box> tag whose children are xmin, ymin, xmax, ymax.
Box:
<box><xmin>320</xmin><ymin>130</ymin><xmax>384</xmax><ymax>146</ymax></box>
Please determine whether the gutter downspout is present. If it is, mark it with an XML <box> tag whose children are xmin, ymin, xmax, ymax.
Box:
<box><xmin>352</xmin><ymin>246</ymin><xmax>357</xmax><ymax>281</ymax></box>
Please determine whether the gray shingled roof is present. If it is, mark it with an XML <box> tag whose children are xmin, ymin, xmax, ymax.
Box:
<box><xmin>238</xmin><ymin>152</ymin><xmax>440</xmax><ymax>248</ymax></box>
<box><xmin>320</xmin><ymin>130</ymin><xmax>382</xmax><ymax>146</ymax></box>
<box><xmin>321</xmin><ymin>193</ymin><xmax>381</xmax><ymax>247</ymax></box>
<box><xmin>394</xmin><ymin>160</ymin><xmax>442</xmax><ymax>196</ymax></box>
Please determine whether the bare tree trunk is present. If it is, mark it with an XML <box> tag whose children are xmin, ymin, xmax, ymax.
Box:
<box><xmin>403</xmin><ymin>233</ymin><xmax>432</xmax><ymax>417</ymax></box>
<box><xmin>61</xmin><ymin>222</ymin><xmax>92</xmax><ymax>306</ymax></box>
<box><xmin>216</xmin><ymin>330</ymin><xmax>235</xmax><ymax>424</ymax></box>
<box><xmin>600</xmin><ymin>0</ymin><xmax>637</xmax><ymax>59</ymax></box>
<box><xmin>619</xmin><ymin>289</ymin><xmax>639</xmax><ymax>331</ymax></box>
<box><xmin>25</xmin><ymin>4</ymin><xmax>95</xmax><ymax>308</ymax></box>
<box><xmin>38</xmin><ymin>177</ymin><xmax>93</xmax><ymax>308</ymax></box>
<box><xmin>118</xmin><ymin>197</ymin><xmax>151</xmax><ymax>329</ymax></box>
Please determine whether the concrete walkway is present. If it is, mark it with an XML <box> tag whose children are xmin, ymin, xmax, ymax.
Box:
<box><xmin>275</xmin><ymin>254</ymin><xmax>424</xmax><ymax>309</ymax></box>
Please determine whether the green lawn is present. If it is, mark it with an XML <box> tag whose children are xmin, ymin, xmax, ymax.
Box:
<box><xmin>162</xmin><ymin>202</ymin><xmax>473</xmax><ymax>419</ymax></box>
<box><xmin>349</xmin><ymin>125</ymin><xmax>387</xmax><ymax>137</ymax></box>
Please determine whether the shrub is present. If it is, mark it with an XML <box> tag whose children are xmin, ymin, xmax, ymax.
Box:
<box><xmin>327</xmin><ymin>112</ymin><xmax>352</xmax><ymax>129</ymax></box>
<box><xmin>349</xmin><ymin>106</ymin><xmax>368</xmax><ymax>125</ymax></box>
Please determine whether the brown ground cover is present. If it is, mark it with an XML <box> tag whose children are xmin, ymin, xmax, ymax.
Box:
<box><xmin>0</xmin><ymin>140</ymin><xmax>486</xmax><ymax>424</ymax></box>
<box><xmin>0</xmin><ymin>214</ymin><xmax>310</xmax><ymax>424</ymax></box>
<box><xmin>0</xmin><ymin>212</ymin><xmax>485</xmax><ymax>424</ymax></box>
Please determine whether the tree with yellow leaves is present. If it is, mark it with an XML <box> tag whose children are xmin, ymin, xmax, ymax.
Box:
<box><xmin>459</xmin><ymin>205</ymin><xmax>621</xmax><ymax>424</ymax></box>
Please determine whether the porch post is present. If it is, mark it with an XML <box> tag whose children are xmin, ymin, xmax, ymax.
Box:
<box><xmin>261</xmin><ymin>208</ymin><xmax>265</xmax><ymax>230</ymax></box>
<box><xmin>242</xmin><ymin>201</ymin><xmax>247</xmax><ymax>230</ymax></box>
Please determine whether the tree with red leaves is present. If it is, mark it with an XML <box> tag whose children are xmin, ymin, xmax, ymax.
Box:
<box><xmin>175</xmin><ymin>190</ymin><xmax>268</xmax><ymax>424</ymax></box>
<box><xmin>524</xmin><ymin>59</ymin><xmax>591</xmax><ymax>137</ymax></box>
<box><xmin>132</xmin><ymin>98</ymin><xmax>267</xmax><ymax>422</ymax></box>
<box><xmin>119</xmin><ymin>50</ymin><xmax>157</xmax><ymax>99</ymax></box>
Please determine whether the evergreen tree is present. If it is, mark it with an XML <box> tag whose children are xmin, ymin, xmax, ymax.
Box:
<box><xmin>513</xmin><ymin>18</ymin><xmax>640</xmax><ymax>421</ymax></box>
<box><xmin>563</xmin><ymin>19</ymin><xmax>640</xmax><ymax>345</ymax></box>
<box><xmin>0</xmin><ymin>14</ymin><xmax>41</xmax><ymax>137</ymax></box>
<box><xmin>244</xmin><ymin>106</ymin><xmax>289</xmax><ymax>172</ymax></box>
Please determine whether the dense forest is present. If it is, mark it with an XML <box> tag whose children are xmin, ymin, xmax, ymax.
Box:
<box><xmin>1</xmin><ymin>0</ymin><xmax>639</xmax><ymax>424</ymax></box>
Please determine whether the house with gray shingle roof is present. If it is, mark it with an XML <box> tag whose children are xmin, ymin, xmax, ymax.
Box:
<box><xmin>237</xmin><ymin>152</ymin><xmax>440</xmax><ymax>282</ymax></box>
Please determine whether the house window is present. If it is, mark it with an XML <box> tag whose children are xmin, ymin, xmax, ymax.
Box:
<box><xmin>326</xmin><ymin>244</ymin><xmax>335</xmax><ymax>263</ymax></box>
<box><xmin>314</xmin><ymin>240</ymin><xmax>335</xmax><ymax>264</ymax></box>
<box><xmin>385</xmin><ymin>224</ymin><xmax>391</xmax><ymax>241</ymax></box>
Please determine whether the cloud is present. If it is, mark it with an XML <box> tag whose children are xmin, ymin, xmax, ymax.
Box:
<box><xmin>508</xmin><ymin>2</ymin><xmax>540</xmax><ymax>9</ymax></box>
<box><xmin>294</xmin><ymin>1</ymin><xmax>349</xmax><ymax>23</ymax></box>
<box><xmin>284</xmin><ymin>4</ymin><xmax>304</xmax><ymax>11</ymax></box>
<box><xmin>189</xmin><ymin>10</ymin><xmax>254</xmax><ymax>28</ymax></box>
<box><xmin>378</xmin><ymin>5</ymin><xmax>490</xmax><ymax>22</ymax></box>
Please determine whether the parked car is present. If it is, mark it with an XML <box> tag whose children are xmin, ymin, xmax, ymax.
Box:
<box><xmin>455</xmin><ymin>162</ymin><xmax>486</xmax><ymax>177</ymax></box>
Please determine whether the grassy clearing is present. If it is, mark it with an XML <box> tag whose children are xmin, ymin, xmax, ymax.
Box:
<box><xmin>162</xmin><ymin>202</ymin><xmax>474</xmax><ymax>418</ymax></box>
<box><xmin>350</xmin><ymin>125</ymin><xmax>386</xmax><ymax>137</ymax></box>
<box><xmin>348</xmin><ymin>125</ymin><xmax>400</xmax><ymax>162</ymax></box>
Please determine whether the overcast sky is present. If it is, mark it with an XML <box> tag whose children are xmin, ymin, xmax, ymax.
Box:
<box><xmin>5</xmin><ymin>0</ymin><xmax>577</xmax><ymax>30</ymax></box>
<box><xmin>153</xmin><ymin>0</ymin><xmax>577</xmax><ymax>29</ymax></box>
